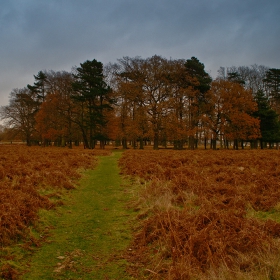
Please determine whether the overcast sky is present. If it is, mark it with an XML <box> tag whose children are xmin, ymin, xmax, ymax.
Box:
<box><xmin>1</xmin><ymin>0</ymin><xmax>279</xmax><ymax>106</ymax></box>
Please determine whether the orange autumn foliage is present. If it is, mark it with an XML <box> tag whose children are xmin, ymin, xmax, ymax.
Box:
<box><xmin>205</xmin><ymin>80</ymin><xmax>260</xmax><ymax>141</ymax></box>
<box><xmin>120</xmin><ymin>150</ymin><xmax>280</xmax><ymax>279</ymax></box>
<box><xmin>0</xmin><ymin>145</ymin><xmax>110</xmax><ymax>246</ymax></box>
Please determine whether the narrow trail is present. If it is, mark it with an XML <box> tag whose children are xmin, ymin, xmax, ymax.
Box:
<box><xmin>23</xmin><ymin>151</ymin><xmax>135</xmax><ymax>280</ymax></box>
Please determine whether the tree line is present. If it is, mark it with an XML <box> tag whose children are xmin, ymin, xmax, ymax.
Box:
<box><xmin>1</xmin><ymin>55</ymin><xmax>280</xmax><ymax>149</ymax></box>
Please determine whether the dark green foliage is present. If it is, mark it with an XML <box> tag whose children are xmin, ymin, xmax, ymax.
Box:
<box><xmin>185</xmin><ymin>56</ymin><xmax>212</xmax><ymax>94</ymax></box>
<box><xmin>27</xmin><ymin>71</ymin><xmax>48</xmax><ymax>103</ymax></box>
<box><xmin>184</xmin><ymin>57</ymin><xmax>212</xmax><ymax>149</ymax></box>
<box><xmin>72</xmin><ymin>59</ymin><xmax>113</xmax><ymax>149</ymax></box>
<box><xmin>254</xmin><ymin>90</ymin><xmax>280</xmax><ymax>144</ymax></box>
<box><xmin>227</xmin><ymin>71</ymin><xmax>245</xmax><ymax>85</ymax></box>
<box><xmin>264</xmin><ymin>68</ymin><xmax>280</xmax><ymax>100</ymax></box>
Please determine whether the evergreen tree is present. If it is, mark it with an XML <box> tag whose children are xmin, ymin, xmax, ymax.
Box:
<box><xmin>185</xmin><ymin>57</ymin><xmax>212</xmax><ymax>95</ymax></box>
<box><xmin>72</xmin><ymin>59</ymin><xmax>113</xmax><ymax>149</ymax></box>
<box><xmin>264</xmin><ymin>68</ymin><xmax>280</xmax><ymax>99</ymax></box>
<box><xmin>27</xmin><ymin>71</ymin><xmax>48</xmax><ymax>103</ymax></box>
<box><xmin>227</xmin><ymin>71</ymin><xmax>245</xmax><ymax>85</ymax></box>
<box><xmin>184</xmin><ymin>57</ymin><xmax>212</xmax><ymax>149</ymax></box>
<box><xmin>254</xmin><ymin>90</ymin><xmax>280</xmax><ymax>148</ymax></box>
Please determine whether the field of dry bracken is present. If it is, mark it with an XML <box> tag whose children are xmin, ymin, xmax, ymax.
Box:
<box><xmin>0</xmin><ymin>145</ymin><xmax>110</xmax><ymax>248</ymax></box>
<box><xmin>119</xmin><ymin>149</ymin><xmax>280</xmax><ymax>280</ymax></box>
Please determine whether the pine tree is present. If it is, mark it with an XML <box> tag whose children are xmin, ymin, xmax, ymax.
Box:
<box><xmin>254</xmin><ymin>90</ymin><xmax>280</xmax><ymax>148</ymax></box>
<box><xmin>184</xmin><ymin>57</ymin><xmax>212</xmax><ymax>149</ymax></box>
<box><xmin>72</xmin><ymin>59</ymin><xmax>113</xmax><ymax>149</ymax></box>
<box><xmin>27</xmin><ymin>71</ymin><xmax>48</xmax><ymax>103</ymax></box>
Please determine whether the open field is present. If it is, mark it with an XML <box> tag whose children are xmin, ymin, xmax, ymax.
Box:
<box><xmin>2</xmin><ymin>146</ymin><xmax>280</xmax><ymax>279</ymax></box>
<box><xmin>119</xmin><ymin>149</ymin><xmax>280</xmax><ymax>279</ymax></box>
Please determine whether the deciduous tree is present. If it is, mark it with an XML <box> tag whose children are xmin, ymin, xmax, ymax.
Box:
<box><xmin>205</xmin><ymin>80</ymin><xmax>260</xmax><ymax>149</ymax></box>
<box><xmin>0</xmin><ymin>88</ymin><xmax>39</xmax><ymax>145</ymax></box>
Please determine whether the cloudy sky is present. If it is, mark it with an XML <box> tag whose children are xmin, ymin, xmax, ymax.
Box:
<box><xmin>1</xmin><ymin>0</ymin><xmax>279</xmax><ymax>106</ymax></box>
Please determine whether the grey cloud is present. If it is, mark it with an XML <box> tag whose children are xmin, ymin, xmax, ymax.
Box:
<box><xmin>0</xmin><ymin>0</ymin><xmax>279</xmax><ymax>106</ymax></box>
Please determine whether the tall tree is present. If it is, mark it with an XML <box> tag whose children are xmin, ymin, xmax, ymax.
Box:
<box><xmin>141</xmin><ymin>55</ymin><xmax>172</xmax><ymax>149</ymax></box>
<box><xmin>115</xmin><ymin>56</ymin><xmax>173</xmax><ymax>150</ymax></box>
<box><xmin>254</xmin><ymin>90</ymin><xmax>280</xmax><ymax>148</ymax></box>
<box><xmin>0</xmin><ymin>88</ymin><xmax>39</xmax><ymax>145</ymax></box>
<box><xmin>205</xmin><ymin>80</ymin><xmax>260</xmax><ymax>149</ymax></box>
<box><xmin>184</xmin><ymin>57</ymin><xmax>212</xmax><ymax>149</ymax></box>
<box><xmin>113</xmin><ymin>56</ymin><xmax>146</xmax><ymax>149</ymax></box>
<box><xmin>27</xmin><ymin>71</ymin><xmax>49</xmax><ymax>103</ymax></box>
<box><xmin>72</xmin><ymin>59</ymin><xmax>113</xmax><ymax>149</ymax></box>
<box><xmin>263</xmin><ymin>68</ymin><xmax>280</xmax><ymax>114</ymax></box>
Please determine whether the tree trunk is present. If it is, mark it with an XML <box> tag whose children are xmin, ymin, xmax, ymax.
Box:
<box><xmin>139</xmin><ymin>138</ymin><xmax>144</xmax><ymax>149</ymax></box>
<box><xmin>100</xmin><ymin>140</ymin><xmax>105</xmax><ymax>149</ymax></box>
<box><xmin>260</xmin><ymin>140</ymin><xmax>264</xmax><ymax>149</ymax></box>
<box><xmin>212</xmin><ymin>139</ymin><xmax>217</xmax><ymax>150</ymax></box>
<box><xmin>81</xmin><ymin>129</ymin><xmax>89</xmax><ymax>149</ymax></box>
<box><xmin>153</xmin><ymin>132</ymin><xmax>159</xmax><ymax>150</ymax></box>
<box><xmin>188</xmin><ymin>136</ymin><xmax>195</xmax><ymax>150</ymax></box>
<box><xmin>122</xmin><ymin>137</ymin><xmax>128</xmax><ymax>149</ymax></box>
<box><xmin>234</xmin><ymin>139</ymin><xmax>239</xmax><ymax>150</ymax></box>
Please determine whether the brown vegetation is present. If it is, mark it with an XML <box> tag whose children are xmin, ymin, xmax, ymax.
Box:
<box><xmin>0</xmin><ymin>145</ymin><xmax>110</xmax><ymax>247</ymax></box>
<box><xmin>120</xmin><ymin>150</ymin><xmax>280</xmax><ymax>279</ymax></box>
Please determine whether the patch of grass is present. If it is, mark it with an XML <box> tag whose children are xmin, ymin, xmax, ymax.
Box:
<box><xmin>247</xmin><ymin>206</ymin><xmax>280</xmax><ymax>223</ymax></box>
<box><xmin>21</xmin><ymin>151</ymin><xmax>136</xmax><ymax>280</ymax></box>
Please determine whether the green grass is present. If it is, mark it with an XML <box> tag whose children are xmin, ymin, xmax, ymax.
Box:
<box><xmin>21</xmin><ymin>151</ymin><xmax>136</xmax><ymax>280</ymax></box>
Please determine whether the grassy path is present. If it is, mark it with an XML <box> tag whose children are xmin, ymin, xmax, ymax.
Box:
<box><xmin>23</xmin><ymin>151</ymin><xmax>135</xmax><ymax>279</ymax></box>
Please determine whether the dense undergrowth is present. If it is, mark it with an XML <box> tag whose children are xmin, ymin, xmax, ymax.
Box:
<box><xmin>0</xmin><ymin>145</ymin><xmax>110</xmax><ymax>279</ymax></box>
<box><xmin>119</xmin><ymin>149</ymin><xmax>280</xmax><ymax>279</ymax></box>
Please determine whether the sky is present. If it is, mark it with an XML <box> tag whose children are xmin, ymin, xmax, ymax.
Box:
<box><xmin>1</xmin><ymin>0</ymin><xmax>280</xmax><ymax>107</ymax></box>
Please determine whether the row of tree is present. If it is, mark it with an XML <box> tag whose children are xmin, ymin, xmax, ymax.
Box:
<box><xmin>1</xmin><ymin>55</ymin><xmax>280</xmax><ymax>149</ymax></box>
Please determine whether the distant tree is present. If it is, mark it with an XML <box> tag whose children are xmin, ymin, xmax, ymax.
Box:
<box><xmin>0</xmin><ymin>125</ymin><xmax>5</xmax><ymax>141</ymax></box>
<box><xmin>72</xmin><ymin>59</ymin><xmax>113</xmax><ymax>149</ymax></box>
<box><xmin>254</xmin><ymin>90</ymin><xmax>280</xmax><ymax>148</ymax></box>
<box><xmin>0</xmin><ymin>88</ymin><xmax>39</xmax><ymax>145</ymax></box>
<box><xmin>115</xmin><ymin>55</ymin><xmax>174</xmax><ymax>150</ymax></box>
<box><xmin>27</xmin><ymin>71</ymin><xmax>49</xmax><ymax>103</ymax></box>
<box><xmin>217</xmin><ymin>65</ymin><xmax>269</xmax><ymax>95</ymax></box>
<box><xmin>113</xmin><ymin>56</ymin><xmax>211</xmax><ymax>150</ymax></box>
<box><xmin>263</xmin><ymin>68</ymin><xmax>280</xmax><ymax>114</ymax></box>
<box><xmin>227</xmin><ymin>72</ymin><xmax>245</xmax><ymax>85</ymax></box>
<box><xmin>185</xmin><ymin>57</ymin><xmax>212</xmax><ymax>94</ymax></box>
<box><xmin>140</xmin><ymin>55</ymin><xmax>174</xmax><ymax>149</ymax></box>
<box><xmin>184</xmin><ymin>57</ymin><xmax>212</xmax><ymax>149</ymax></box>
<box><xmin>113</xmin><ymin>56</ymin><xmax>147</xmax><ymax>149</ymax></box>
<box><xmin>165</xmin><ymin>59</ymin><xmax>190</xmax><ymax>149</ymax></box>
<box><xmin>205</xmin><ymin>80</ymin><xmax>260</xmax><ymax>149</ymax></box>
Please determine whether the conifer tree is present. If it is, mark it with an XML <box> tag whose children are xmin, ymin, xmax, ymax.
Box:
<box><xmin>72</xmin><ymin>59</ymin><xmax>113</xmax><ymax>149</ymax></box>
<box><xmin>254</xmin><ymin>90</ymin><xmax>280</xmax><ymax>148</ymax></box>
